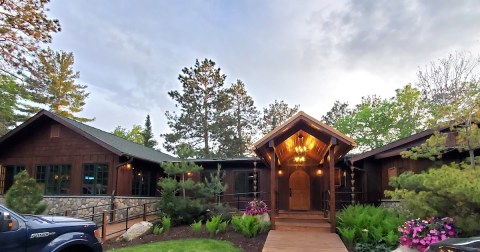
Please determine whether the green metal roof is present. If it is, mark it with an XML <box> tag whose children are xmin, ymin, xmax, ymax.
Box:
<box><xmin>2</xmin><ymin>110</ymin><xmax>179</xmax><ymax>164</ymax></box>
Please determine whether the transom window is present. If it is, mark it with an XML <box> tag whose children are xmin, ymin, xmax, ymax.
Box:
<box><xmin>36</xmin><ymin>165</ymin><xmax>71</xmax><ymax>195</ymax></box>
<box><xmin>83</xmin><ymin>164</ymin><xmax>108</xmax><ymax>195</ymax></box>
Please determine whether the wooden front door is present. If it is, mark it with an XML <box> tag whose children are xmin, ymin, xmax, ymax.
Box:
<box><xmin>289</xmin><ymin>170</ymin><xmax>310</xmax><ymax>210</ymax></box>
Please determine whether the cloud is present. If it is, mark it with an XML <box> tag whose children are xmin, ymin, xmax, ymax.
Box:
<box><xmin>46</xmin><ymin>0</ymin><xmax>480</xmax><ymax>148</ymax></box>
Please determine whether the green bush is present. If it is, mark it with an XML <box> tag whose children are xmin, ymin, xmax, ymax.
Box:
<box><xmin>336</xmin><ymin>205</ymin><xmax>402</xmax><ymax>250</ymax></box>
<box><xmin>5</xmin><ymin>170</ymin><xmax>47</xmax><ymax>214</ymax></box>
<box><xmin>206</xmin><ymin>215</ymin><xmax>228</xmax><ymax>236</ymax></box>
<box><xmin>385</xmin><ymin>160</ymin><xmax>480</xmax><ymax>236</ymax></box>
<box><xmin>230</xmin><ymin>215</ymin><xmax>269</xmax><ymax>238</ymax></box>
<box><xmin>191</xmin><ymin>220</ymin><xmax>202</xmax><ymax>234</ymax></box>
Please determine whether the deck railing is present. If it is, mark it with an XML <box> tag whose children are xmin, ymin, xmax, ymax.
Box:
<box><xmin>50</xmin><ymin>201</ymin><xmax>161</xmax><ymax>242</ymax></box>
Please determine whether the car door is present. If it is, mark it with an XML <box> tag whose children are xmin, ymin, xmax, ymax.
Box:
<box><xmin>0</xmin><ymin>210</ymin><xmax>27</xmax><ymax>252</ymax></box>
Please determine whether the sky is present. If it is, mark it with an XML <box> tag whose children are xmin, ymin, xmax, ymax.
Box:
<box><xmin>47</xmin><ymin>0</ymin><xmax>480</xmax><ymax>152</ymax></box>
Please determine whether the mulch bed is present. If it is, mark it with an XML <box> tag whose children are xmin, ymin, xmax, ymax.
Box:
<box><xmin>103</xmin><ymin>225</ymin><xmax>268</xmax><ymax>252</ymax></box>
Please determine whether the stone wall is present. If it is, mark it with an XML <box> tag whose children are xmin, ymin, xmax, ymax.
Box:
<box><xmin>0</xmin><ymin>195</ymin><xmax>159</xmax><ymax>223</ymax></box>
<box><xmin>380</xmin><ymin>199</ymin><xmax>401</xmax><ymax>208</ymax></box>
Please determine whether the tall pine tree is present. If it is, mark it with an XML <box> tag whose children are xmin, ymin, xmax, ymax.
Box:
<box><xmin>142</xmin><ymin>115</ymin><xmax>157</xmax><ymax>148</ymax></box>
<box><xmin>260</xmin><ymin>100</ymin><xmax>299</xmax><ymax>134</ymax></box>
<box><xmin>27</xmin><ymin>48</ymin><xmax>93</xmax><ymax>122</ymax></box>
<box><xmin>162</xmin><ymin>59</ymin><xmax>228</xmax><ymax>158</ymax></box>
<box><xmin>217</xmin><ymin>80</ymin><xmax>259</xmax><ymax>157</ymax></box>
<box><xmin>0</xmin><ymin>75</ymin><xmax>32</xmax><ymax>135</ymax></box>
<box><xmin>0</xmin><ymin>0</ymin><xmax>60</xmax><ymax>79</ymax></box>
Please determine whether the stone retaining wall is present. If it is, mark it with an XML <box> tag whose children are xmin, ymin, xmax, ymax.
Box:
<box><xmin>0</xmin><ymin>195</ymin><xmax>159</xmax><ymax>222</ymax></box>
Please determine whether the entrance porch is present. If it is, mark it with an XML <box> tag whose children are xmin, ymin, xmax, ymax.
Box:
<box><xmin>253</xmin><ymin>112</ymin><xmax>356</xmax><ymax>232</ymax></box>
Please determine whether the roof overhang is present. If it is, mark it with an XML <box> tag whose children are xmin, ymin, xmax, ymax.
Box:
<box><xmin>252</xmin><ymin>111</ymin><xmax>356</xmax><ymax>165</ymax></box>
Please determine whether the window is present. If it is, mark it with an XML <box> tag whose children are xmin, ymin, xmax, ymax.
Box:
<box><xmin>132</xmin><ymin>170</ymin><xmax>151</xmax><ymax>196</ymax></box>
<box><xmin>234</xmin><ymin>171</ymin><xmax>259</xmax><ymax>196</ymax></box>
<box><xmin>83</xmin><ymin>164</ymin><xmax>108</xmax><ymax>195</ymax></box>
<box><xmin>36</xmin><ymin>165</ymin><xmax>71</xmax><ymax>195</ymax></box>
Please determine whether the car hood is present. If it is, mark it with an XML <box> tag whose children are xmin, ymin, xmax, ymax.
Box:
<box><xmin>23</xmin><ymin>214</ymin><xmax>96</xmax><ymax>227</ymax></box>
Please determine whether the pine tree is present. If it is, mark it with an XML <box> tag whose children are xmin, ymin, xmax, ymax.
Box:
<box><xmin>142</xmin><ymin>115</ymin><xmax>157</xmax><ymax>148</ymax></box>
<box><xmin>162</xmin><ymin>59</ymin><xmax>228</xmax><ymax>157</ymax></box>
<box><xmin>0</xmin><ymin>76</ymin><xmax>32</xmax><ymax>135</ymax></box>
<box><xmin>27</xmin><ymin>48</ymin><xmax>93</xmax><ymax>122</ymax></box>
<box><xmin>260</xmin><ymin>100</ymin><xmax>299</xmax><ymax>134</ymax></box>
<box><xmin>0</xmin><ymin>0</ymin><xmax>60</xmax><ymax>79</ymax></box>
<box><xmin>217</xmin><ymin>80</ymin><xmax>259</xmax><ymax>157</ymax></box>
<box><xmin>5</xmin><ymin>170</ymin><xmax>47</xmax><ymax>214</ymax></box>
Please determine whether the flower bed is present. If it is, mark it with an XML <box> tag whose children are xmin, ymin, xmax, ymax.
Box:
<box><xmin>245</xmin><ymin>200</ymin><xmax>268</xmax><ymax>215</ymax></box>
<box><xmin>398</xmin><ymin>217</ymin><xmax>457</xmax><ymax>252</ymax></box>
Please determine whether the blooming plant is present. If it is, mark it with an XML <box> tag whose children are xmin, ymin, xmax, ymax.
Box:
<box><xmin>398</xmin><ymin>217</ymin><xmax>457</xmax><ymax>252</ymax></box>
<box><xmin>245</xmin><ymin>200</ymin><xmax>268</xmax><ymax>215</ymax></box>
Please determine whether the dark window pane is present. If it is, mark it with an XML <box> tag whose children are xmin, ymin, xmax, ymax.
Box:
<box><xmin>83</xmin><ymin>164</ymin><xmax>108</xmax><ymax>195</ymax></box>
<box><xmin>36</xmin><ymin>165</ymin><xmax>71</xmax><ymax>195</ymax></box>
<box><xmin>132</xmin><ymin>170</ymin><xmax>151</xmax><ymax>196</ymax></box>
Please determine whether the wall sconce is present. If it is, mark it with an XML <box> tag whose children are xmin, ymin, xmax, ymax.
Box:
<box><xmin>187</xmin><ymin>172</ymin><xmax>193</xmax><ymax>177</ymax></box>
<box><xmin>278</xmin><ymin>169</ymin><xmax>284</xmax><ymax>176</ymax></box>
<box><xmin>125</xmin><ymin>163</ymin><xmax>132</xmax><ymax>169</ymax></box>
<box><xmin>316</xmin><ymin>169</ymin><xmax>323</xmax><ymax>176</ymax></box>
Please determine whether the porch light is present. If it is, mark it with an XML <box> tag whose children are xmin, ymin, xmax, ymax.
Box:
<box><xmin>125</xmin><ymin>163</ymin><xmax>132</xmax><ymax>169</ymax></box>
<box><xmin>187</xmin><ymin>172</ymin><xmax>193</xmax><ymax>177</ymax></box>
<box><xmin>316</xmin><ymin>169</ymin><xmax>323</xmax><ymax>176</ymax></box>
<box><xmin>278</xmin><ymin>169</ymin><xmax>284</xmax><ymax>175</ymax></box>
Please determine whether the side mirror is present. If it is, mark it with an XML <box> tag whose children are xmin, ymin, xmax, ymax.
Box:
<box><xmin>0</xmin><ymin>211</ymin><xmax>13</xmax><ymax>232</ymax></box>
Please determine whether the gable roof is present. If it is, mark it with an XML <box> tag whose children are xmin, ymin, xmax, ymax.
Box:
<box><xmin>349</xmin><ymin>127</ymin><xmax>447</xmax><ymax>163</ymax></box>
<box><xmin>253</xmin><ymin>111</ymin><xmax>356</xmax><ymax>149</ymax></box>
<box><xmin>0</xmin><ymin>110</ymin><xmax>178</xmax><ymax>163</ymax></box>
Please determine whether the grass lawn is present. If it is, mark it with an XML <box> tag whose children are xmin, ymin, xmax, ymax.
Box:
<box><xmin>107</xmin><ymin>238</ymin><xmax>242</xmax><ymax>252</ymax></box>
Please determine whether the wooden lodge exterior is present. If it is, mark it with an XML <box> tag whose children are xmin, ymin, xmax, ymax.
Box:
<box><xmin>1</xmin><ymin>109</ymin><xmax>472</xmax><ymax>232</ymax></box>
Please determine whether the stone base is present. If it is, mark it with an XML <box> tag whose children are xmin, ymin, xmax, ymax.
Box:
<box><xmin>0</xmin><ymin>195</ymin><xmax>159</xmax><ymax>222</ymax></box>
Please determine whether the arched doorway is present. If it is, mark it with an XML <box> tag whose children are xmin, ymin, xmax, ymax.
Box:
<box><xmin>289</xmin><ymin>169</ymin><xmax>310</xmax><ymax>210</ymax></box>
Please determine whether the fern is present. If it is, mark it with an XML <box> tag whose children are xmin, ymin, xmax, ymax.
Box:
<box><xmin>162</xmin><ymin>216</ymin><xmax>172</xmax><ymax>233</ymax></box>
<box><xmin>190</xmin><ymin>220</ymin><xmax>202</xmax><ymax>234</ymax></box>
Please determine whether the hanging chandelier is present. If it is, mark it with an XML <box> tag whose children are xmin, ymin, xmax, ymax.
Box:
<box><xmin>294</xmin><ymin>133</ymin><xmax>307</xmax><ymax>163</ymax></box>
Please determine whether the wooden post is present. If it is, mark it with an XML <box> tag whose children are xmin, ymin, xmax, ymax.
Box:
<box><xmin>329</xmin><ymin>142</ymin><xmax>336</xmax><ymax>233</ymax></box>
<box><xmin>102</xmin><ymin>210</ymin><xmax>108</xmax><ymax>242</ymax></box>
<box><xmin>269</xmin><ymin>140</ymin><xmax>277</xmax><ymax>228</ymax></box>
<box><xmin>143</xmin><ymin>203</ymin><xmax>147</xmax><ymax>221</ymax></box>
<box><xmin>65</xmin><ymin>209</ymin><xmax>71</xmax><ymax>216</ymax></box>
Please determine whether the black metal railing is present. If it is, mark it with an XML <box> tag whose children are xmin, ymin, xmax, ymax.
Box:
<box><xmin>49</xmin><ymin>201</ymin><xmax>161</xmax><ymax>242</ymax></box>
<box><xmin>218</xmin><ymin>191</ymin><xmax>270</xmax><ymax>211</ymax></box>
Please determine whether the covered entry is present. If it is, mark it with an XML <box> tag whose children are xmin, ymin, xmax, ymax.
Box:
<box><xmin>253</xmin><ymin>112</ymin><xmax>355</xmax><ymax>232</ymax></box>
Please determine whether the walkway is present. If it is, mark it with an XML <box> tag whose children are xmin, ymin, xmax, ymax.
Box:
<box><xmin>262</xmin><ymin>230</ymin><xmax>347</xmax><ymax>252</ymax></box>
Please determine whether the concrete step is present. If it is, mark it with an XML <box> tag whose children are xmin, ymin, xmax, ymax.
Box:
<box><xmin>275</xmin><ymin>216</ymin><xmax>329</xmax><ymax>223</ymax></box>
<box><xmin>275</xmin><ymin>221</ymin><xmax>331</xmax><ymax>232</ymax></box>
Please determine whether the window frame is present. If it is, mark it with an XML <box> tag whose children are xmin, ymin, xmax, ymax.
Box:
<box><xmin>82</xmin><ymin>163</ymin><xmax>109</xmax><ymax>196</ymax></box>
<box><xmin>35</xmin><ymin>164</ymin><xmax>71</xmax><ymax>195</ymax></box>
